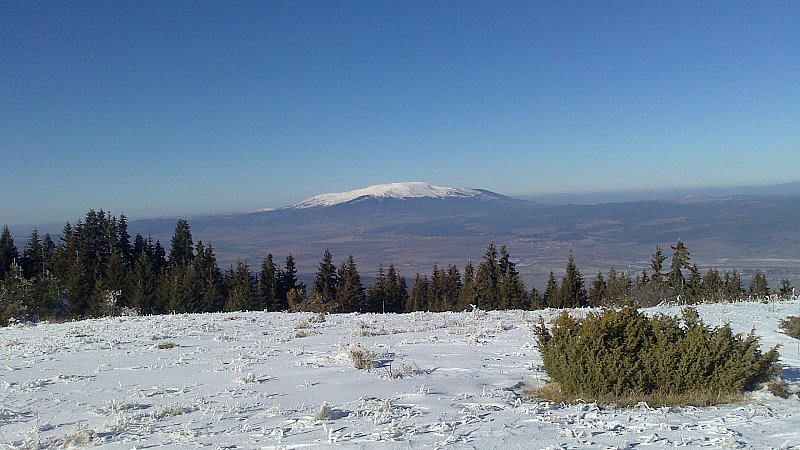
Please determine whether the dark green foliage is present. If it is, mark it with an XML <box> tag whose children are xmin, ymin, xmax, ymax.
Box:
<box><xmin>778</xmin><ymin>279</ymin><xmax>794</xmax><ymax>299</ymax></box>
<box><xmin>724</xmin><ymin>269</ymin><xmax>744</xmax><ymax>300</ymax></box>
<box><xmin>407</xmin><ymin>273</ymin><xmax>429</xmax><ymax>312</ymax></box>
<box><xmin>311</xmin><ymin>249</ymin><xmax>338</xmax><ymax>307</ymax></box>
<box><xmin>558</xmin><ymin>251</ymin><xmax>586</xmax><ymax>308</ymax></box>
<box><xmin>749</xmin><ymin>270</ymin><xmax>770</xmax><ymax>298</ymax></box>
<box><xmin>544</xmin><ymin>271</ymin><xmax>558</xmax><ymax>308</ymax></box>
<box><xmin>458</xmin><ymin>261</ymin><xmax>478</xmax><ymax>310</ymax></box>
<box><xmin>588</xmin><ymin>272</ymin><xmax>607</xmax><ymax>307</ymax></box>
<box><xmin>650</xmin><ymin>244</ymin><xmax>666</xmax><ymax>285</ymax></box>
<box><xmin>668</xmin><ymin>240</ymin><xmax>690</xmax><ymax>293</ymax></box>
<box><xmin>475</xmin><ymin>244</ymin><xmax>500</xmax><ymax>310</ymax></box>
<box><xmin>168</xmin><ymin>219</ymin><xmax>194</xmax><ymax>268</ymax></box>
<box><xmin>258</xmin><ymin>253</ymin><xmax>279</xmax><ymax>311</ymax></box>
<box><xmin>498</xmin><ymin>245</ymin><xmax>528</xmax><ymax>310</ymax></box>
<box><xmin>21</xmin><ymin>229</ymin><xmax>44</xmax><ymax>279</ymax></box>
<box><xmin>129</xmin><ymin>250</ymin><xmax>157</xmax><ymax>315</ymax></box>
<box><xmin>225</xmin><ymin>261</ymin><xmax>258</xmax><ymax>311</ymax></box>
<box><xmin>0</xmin><ymin>225</ymin><xmax>20</xmax><ymax>280</ymax></box>
<box><xmin>779</xmin><ymin>316</ymin><xmax>800</xmax><ymax>340</ymax></box>
<box><xmin>335</xmin><ymin>255</ymin><xmax>365</xmax><ymax>312</ymax></box>
<box><xmin>534</xmin><ymin>306</ymin><xmax>780</xmax><ymax>405</ymax></box>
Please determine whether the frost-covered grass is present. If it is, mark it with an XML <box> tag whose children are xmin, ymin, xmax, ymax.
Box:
<box><xmin>1</xmin><ymin>300</ymin><xmax>800</xmax><ymax>448</ymax></box>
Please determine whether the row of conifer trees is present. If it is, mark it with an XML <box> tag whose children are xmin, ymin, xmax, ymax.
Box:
<box><xmin>0</xmin><ymin>211</ymin><xmax>795</xmax><ymax>325</ymax></box>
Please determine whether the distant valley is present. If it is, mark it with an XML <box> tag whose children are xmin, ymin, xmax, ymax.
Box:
<box><xmin>128</xmin><ymin>182</ymin><xmax>800</xmax><ymax>289</ymax></box>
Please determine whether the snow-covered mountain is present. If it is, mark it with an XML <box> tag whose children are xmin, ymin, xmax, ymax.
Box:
<box><xmin>291</xmin><ymin>182</ymin><xmax>495</xmax><ymax>209</ymax></box>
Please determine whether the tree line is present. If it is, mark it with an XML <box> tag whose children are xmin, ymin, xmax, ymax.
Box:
<box><xmin>0</xmin><ymin>212</ymin><xmax>796</xmax><ymax>325</ymax></box>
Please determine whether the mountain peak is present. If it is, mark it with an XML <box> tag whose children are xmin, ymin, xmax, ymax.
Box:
<box><xmin>291</xmin><ymin>182</ymin><xmax>485</xmax><ymax>208</ymax></box>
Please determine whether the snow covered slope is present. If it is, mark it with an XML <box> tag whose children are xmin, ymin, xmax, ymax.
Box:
<box><xmin>2</xmin><ymin>300</ymin><xmax>800</xmax><ymax>448</ymax></box>
<box><xmin>291</xmin><ymin>182</ymin><xmax>487</xmax><ymax>208</ymax></box>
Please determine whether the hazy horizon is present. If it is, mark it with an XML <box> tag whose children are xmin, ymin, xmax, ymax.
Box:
<box><xmin>3</xmin><ymin>2</ymin><xmax>798</xmax><ymax>226</ymax></box>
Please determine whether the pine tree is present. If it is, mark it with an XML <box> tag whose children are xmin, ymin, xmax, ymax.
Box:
<box><xmin>278</xmin><ymin>254</ymin><xmax>305</xmax><ymax>311</ymax></box>
<box><xmin>0</xmin><ymin>226</ymin><xmax>20</xmax><ymax>280</ymax></box>
<box><xmin>21</xmin><ymin>229</ymin><xmax>44</xmax><ymax>279</ymax></box>
<box><xmin>723</xmin><ymin>269</ymin><xmax>743</xmax><ymax>300</ymax></box>
<box><xmin>129</xmin><ymin>250</ymin><xmax>157</xmax><ymax>314</ymax></box>
<box><xmin>168</xmin><ymin>219</ymin><xmax>194</xmax><ymax>268</ymax></box>
<box><xmin>530</xmin><ymin>285</ymin><xmax>543</xmax><ymax>309</ymax></box>
<box><xmin>475</xmin><ymin>243</ymin><xmax>500</xmax><ymax>310</ymax></box>
<box><xmin>63</xmin><ymin>249</ymin><xmax>92</xmax><ymax>317</ymax></box>
<box><xmin>225</xmin><ymin>261</ymin><xmax>257</xmax><ymax>312</ymax></box>
<box><xmin>498</xmin><ymin>246</ymin><xmax>527</xmax><ymax>310</ymax></box>
<box><xmin>195</xmin><ymin>242</ymin><xmax>224</xmax><ymax>312</ymax></box>
<box><xmin>748</xmin><ymin>270</ymin><xmax>770</xmax><ymax>298</ymax></box>
<box><xmin>701</xmin><ymin>268</ymin><xmax>723</xmax><ymax>301</ymax></box>
<box><xmin>384</xmin><ymin>263</ymin><xmax>407</xmax><ymax>313</ymax></box>
<box><xmin>458</xmin><ymin>260</ymin><xmax>478</xmax><ymax>310</ymax></box>
<box><xmin>778</xmin><ymin>279</ymin><xmax>794</xmax><ymax>299</ymax></box>
<box><xmin>365</xmin><ymin>266</ymin><xmax>387</xmax><ymax>313</ymax></box>
<box><xmin>650</xmin><ymin>244</ymin><xmax>666</xmax><ymax>285</ymax></box>
<box><xmin>258</xmin><ymin>253</ymin><xmax>279</xmax><ymax>311</ymax></box>
<box><xmin>116</xmin><ymin>213</ymin><xmax>134</xmax><ymax>267</ymax></box>
<box><xmin>335</xmin><ymin>255</ymin><xmax>364</xmax><ymax>312</ymax></box>
<box><xmin>588</xmin><ymin>271</ymin><xmax>607</xmax><ymax>307</ymax></box>
<box><xmin>0</xmin><ymin>261</ymin><xmax>28</xmax><ymax>325</ymax></box>
<box><xmin>41</xmin><ymin>233</ymin><xmax>56</xmax><ymax>274</ymax></box>
<box><xmin>407</xmin><ymin>273</ymin><xmax>429</xmax><ymax>312</ymax></box>
<box><xmin>605</xmin><ymin>268</ymin><xmax>632</xmax><ymax>305</ymax></box>
<box><xmin>544</xmin><ymin>271</ymin><xmax>559</xmax><ymax>308</ymax></box>
<box><xmin>668</xmin><ymin>240</ymin><xmax>690</xmax><ymax>293</ymax></box>
<box><xmin>559</xmin><ymin>251</ymin><xmax>586</xmax><ymax>308</ymax></box>
<box><xmin>311</xmin><ymin>249</ymin><xmax>338</xmax><ymax>307</ymax></box>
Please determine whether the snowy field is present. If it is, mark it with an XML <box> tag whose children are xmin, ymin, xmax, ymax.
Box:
<box><xmin>2</xmin><ymin>300</ymin><xmax>800</xmax><ymax>449</ymax></box>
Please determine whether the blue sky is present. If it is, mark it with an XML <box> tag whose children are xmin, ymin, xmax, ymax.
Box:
<box><xmin>2</xmin><ymin>1</ymin><xmax>798</xmax><ymax>226</ymax></box>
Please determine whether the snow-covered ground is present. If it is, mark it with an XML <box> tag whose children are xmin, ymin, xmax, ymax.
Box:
<box><xmin>2</xmin><ymin>300</ymin><xmax>800</xmax><ymax>449</ymax></box>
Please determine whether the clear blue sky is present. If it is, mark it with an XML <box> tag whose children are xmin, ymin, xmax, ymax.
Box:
<box><xmin>2</xmin><ymin>1</ymin><xmax>798</xmax><ymax>226</ymax></box>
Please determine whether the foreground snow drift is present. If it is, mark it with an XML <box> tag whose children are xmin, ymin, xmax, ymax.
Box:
<box><xmin>2</xmin><ymin>301</ymin><xmax>800</xmax><ymax>448</ymax></box>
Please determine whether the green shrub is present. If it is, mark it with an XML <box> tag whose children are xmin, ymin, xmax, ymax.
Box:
<box><xmin>780</xmin><ymin>316</ymin><xmax>800</xmax><ymax>340</ymax></box>
<box><xmin>533</xmin><ymin>306</ymin><xmax>779</xmax><ymax>406</ymax></box>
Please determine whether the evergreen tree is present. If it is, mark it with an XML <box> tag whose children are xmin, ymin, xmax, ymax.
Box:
<box><xmin>475</xmin><ymin>243</ymin><xmax>500</xmax><ymax>309</ymax></box>
<box><xmin>278</xmin><ymin>254</ymin><xmax>305</xmax><ymax>310</ymax></box>
<box><xmin>0</xmin><ymin>225</ymin><xmax>20</xmax><ymax>280</ymax></box>
<box><xmin>335</xmin><ymin>255</ymin><xmax>364</xmax><ymax>312</ymax></box>
<box><xmin>588</xmin><ymin>271</ymin><xmax>607</xmax><ymax>307</ymax></box>
<box><xmin>41</xmin><ymin>233</ymin><xmax>56</xmax><ymax>274</ymax></box>
<box><xmin>258</xmin><ymin>253</ymin><xmax>279</xmax><ymax>311</ymax></box>
<box><xmin>686</xmin><ymin>263</ymin><xmax>701</xmax><ymax>302</ymax></box>
<box><xmin>458</xmin><ymin>260</ymin><xmax>478</xmax><ymax>310</ymax></box>
<box><xmin>498</xmin><ymin>245</ymin><xmax>527</xmax><ymax>310</ymax></box>
<box><xmin>650</xmin><ymin>244</ymin><xmax>667</xmax><ymax>285</ymax></box>
<box><xmin>384</xmin><ymin>263</ymin><xmax>407</xmax><ymax>313</ymax></box>
<box><xmin>559</xmin><ymin>251</ymin><xmax>586</xmax><ymax>308</ymax></box>
<box><xmin>115</xmin><ymin>213</ymin><xmax>134</xmax><ymax>267</ymax></box>
<box><xmin>63</xmin><ymin>248</ymin><xmax>92</xmax><ymax>317</ymax></box>
<box><xmin>365</xmin><ymin>266</ymin><xmax>387</xmax><ymax>313</ymax></box>
<box><xmin>0</xmin><ymin>261</ymin><xmax>28</xmax><ymax>325</ymax></box>
<box><xmin>530</xmin><ymin>285</ymin><xmax>543</xmax><ymax>309</ymax></box>
<box><xmin>605</xmin><ymin>268</ymin><xmax>632</xmax><ymax>305</ymax></box>
<box><xmin>407</xmin><ymin>273</ymin><xmax>429</xmax><ymax>312</ymax></box>
<box><xmin>152</xmin><ymin>240</ymin><xmax>167</xmax><ymax>274</ymax></box>
<box><xmin>778</xmin><ymin>279</ymin><xmax>794</xmax><ymax>299</ymax></box>
<box><xmin>701</xmin><ymin>268</ymin><xmax>724</xmax><ymax>301</ymax></box>
<box><xmin>668</xmin><ymin>240</ymin><xmax>690</xmax><ymax>293</ymax></box>
<box><xmin>723</xmin><ymin>269</ymin><xmax>743</xmax><ymax>300</ymax></box>
<box><xmin>168</xmin><ymin>219</ymin><xmax>194</xmax><ymax>268</ymax></box>
<box><xmin>544</xmin><ymin>271</ymin><xmax>559</xmax><ymax>308</ymax></box>
<box><xmin>129</xmin><ymin>250</ymin><xmax>157</xmax><ymax>314</ymax></box>
<box><xmin>311</xmin><ymin>249</ymin><xmax>338</xmax><ymax>307</ymax></box>
<box><xmin>225</xmin><ymin>261</ymin><xmax>257</xmax><ymax>311</ymax></box>
<box><xmin>21</xmin><ymin>229</ymin><xmax>44</xmax><ymax>279</ymax></box>
<box><xmin>195</xmin><ymin>242</ymin><xmax>224</xmax><ymax>312</ymax></box>
<box><xmin>748</xmin><ymin>270</ymin><xmax>770</xmax><ymax>298</ymax></box>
